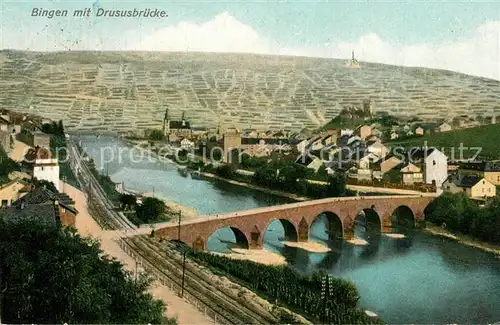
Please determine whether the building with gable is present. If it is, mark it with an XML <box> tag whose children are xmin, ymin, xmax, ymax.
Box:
<box><xmin>24</xmin><ymin>146</ymin><xmax>60</xmax><ymax>192</ymax></box>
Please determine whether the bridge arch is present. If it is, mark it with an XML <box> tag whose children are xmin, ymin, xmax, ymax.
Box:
<box><xmin>354</xmin><ymin>208</ymin><xmax>382</xmax><ymax>238</ymax></box>
<box><xmin>391</xmin><ymin>205</ymin><xmax>416</xmax><ymax>228</ymax></box>
<box><xmin>311</xmin><ymin>211</ymin><xmax>344</xmax><ymax>241</ymax></box>
<box><xmin>263</xmin><ymin>219</ymin><xmax>298</xmax><ymax>243</ymax></box>
<box><xmin>207</xmin><ymin>226</ymin><xmax>249</xmax><ymax>251</ymax></box>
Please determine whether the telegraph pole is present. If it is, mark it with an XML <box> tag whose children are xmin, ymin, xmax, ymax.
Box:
<box><xmin>180</xmin><ymin>250</ymin><xmax>186</xmax><ymax>298</ymax></box>
<box><xmin>321</xmin><ymin>275</ymin><xmax>326</xmax><ymax>323</ymax></box>
<box><xmin>62</xmin><ymin>175</ymin><xmax>67</xmax><ymax>193</ymax></box>
<box><xmin>135</xmin><ymin>259</ymin><xmax>138</xmax><ymax>283</ymax></box>
<box><xmin>177</xmin><ymin>210</ymin><xmax>182</xmax><ymax>242</ymax></box>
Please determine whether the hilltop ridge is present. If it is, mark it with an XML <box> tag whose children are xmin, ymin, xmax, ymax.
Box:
<box><xmin>0</xmin><ymin>50</ymin><xmax>498</xmax><ymax>133</ymax></box>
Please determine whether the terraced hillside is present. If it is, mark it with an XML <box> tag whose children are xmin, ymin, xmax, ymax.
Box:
<box><xmin>0</xmin><ymin>50</ymin><xmax>499</xmax><ymax>133</ymax></box>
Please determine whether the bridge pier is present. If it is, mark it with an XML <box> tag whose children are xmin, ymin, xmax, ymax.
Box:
<box><xmin>344</xmin><ymin>230</ymin><xmax>354</xmax><ymax>240</ymax></box>
<box><xmin>382</xmin><ymin>219</ymin><xmax>392</xmax><ymax>233</ymax></box>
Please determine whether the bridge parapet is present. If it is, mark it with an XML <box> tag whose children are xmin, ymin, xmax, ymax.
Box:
<box><xmin>155</xmin><ymin>195</ymin><xmax>436</xmax><ymax>251</ymax></box>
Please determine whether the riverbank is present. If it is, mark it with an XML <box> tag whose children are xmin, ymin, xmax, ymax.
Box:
<box><xmin>200</xmin><ymin>172</ymin><xmax>309</xmax><ymax>202</ymax></box>
<box><xmin>142</xmin><ymin>192</ymin><xmax>199</xmax><ymax>220</ymax></box>
<box><xmin>424</xmin><ymin>223</ymin><xmax>500</xmax><ymax>257</ymax></box>
<box><xmin>212</xmin><ymin>248</ymin><xmax>287</xmax><ymax>265</ymax></box>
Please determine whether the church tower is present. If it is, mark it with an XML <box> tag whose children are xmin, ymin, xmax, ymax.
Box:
<box><xmin>162</xmin><ymin>107</ymin><xmax>170</xmax><ymax>136</ymax></box>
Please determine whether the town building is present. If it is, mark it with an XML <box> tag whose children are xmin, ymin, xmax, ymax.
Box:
<box><xmin>24</xmin><ymin>146</ymin><xmax>60</xmax><ymax>192</ymax></box>
<box><xmin>442</xmin><ymin>174</ymin><xmax>496</xmax><ymax>198</ymax></box>
<box><xmin>457</xmin><ymin>161</ymin><xmax>500</xmax><ymax>186</ymax></box>
<box><xmin>0</xmin><ymin>186</ymin><xmax>78</xmax><ymax>227</ymax></box>
<box><xmin>415</xmin><ymin>127</ymin><xmax>424</xmax><ymax>136</ymax></box>
<box><xmin>409</xmin><ymin>148</ymin><xmax>448</xmax><ymax>188</ymax></box>
<box><xmin>0</xmin><ymin>179</ymin><xmax>29</xmax><ymax>207</ymax></box>
<box><xmin>436</xmin><ymin>122</ymin><xmax>452</xmax><ymax>133</ymax></box>
<box><xmin>180</xmin><ymin>138</ymin><xmax>195</xmax><ymax>150</ymax></box>
<box><xmin>295</xmin><ymin>154</ymin><xmax>323</xmax><ymax>173</ymax></box>
<box><xmin>0</xmin><ymin>115</ymin><xmax>10</xmax><ymax>132</ymax></box>
<box><xmin>366</xmin><ymin>139</ymin><xmax>389</xmax><ymax>158</ymax></box>
<box><xmin>400</xmin><ymin>163</ymin><xmax>424</xmax><ymax>185</ymax></box>
<box><xmin>372</xmin><ymin>156</ymin><xmax>403</xmax><ymax>179</ymax></box>
<box><xmin>0</xmin><ymin>130</ymin><xmax>12</xmax><ymax>153</ymax></box>
<box><xmin>32</xmin><ymin>132</ymin><xmax>51</xmax><ymax>148</ymax></box>
<box><xmin>162</xmin><ymin>108</ymin><xmax>192</xmax><ymax>142</ymax></box>
<box><xmin>223</xmin><ymin>131</ymin><xmax>242</xmax><ymax>163</ymax></box>
<box><xmin>356</xmin><ymin>125</ymin><xmax>372</xmax><ymax>139</ymax></box>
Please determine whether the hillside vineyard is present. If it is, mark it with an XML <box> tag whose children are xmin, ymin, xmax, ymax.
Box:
<box><xmin>0</xmin><ymin>50</ymin><xmax>499</xmax><ymax>132</ymax></box>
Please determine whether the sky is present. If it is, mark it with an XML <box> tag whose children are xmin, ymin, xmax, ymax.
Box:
<box><xmin>0</xmin><ymin>0</ymin><xmax>499</xmax><ymax>79</ymax></box>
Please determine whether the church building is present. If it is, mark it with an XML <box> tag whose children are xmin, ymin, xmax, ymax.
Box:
<box><xmin>162</xmin><ymin>108</ymin><xmax>192</xmax><ymax>142</ymax></box>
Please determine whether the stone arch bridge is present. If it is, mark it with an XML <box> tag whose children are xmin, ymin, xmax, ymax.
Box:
<box><xmin>155</xmin><ymin>194</ymin><xmax>437</xmax><ymax>251</ymax></box>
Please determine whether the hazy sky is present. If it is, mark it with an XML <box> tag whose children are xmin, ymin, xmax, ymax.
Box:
<box><xmin>0</xmin><ymin>0</ymin><xmax>499</xmax><ymax>79</ymax></box>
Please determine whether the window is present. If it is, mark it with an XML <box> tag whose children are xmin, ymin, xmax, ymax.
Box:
<box><xmin>433</xmin><ymin>160</ymin><xmax>436</xmax><ymax>166</ymax></box>
<box><xmin>40</xmin><ymin>166</ymin><xmax>44</xmax><ymax>171</ymax></box>
<box><xmin>61</xmin><ymin>208</ymin><xmax>66</xmax><ymax>213</ymax></box>
<box><xmin>463</xmin><ymin>188</ymin><xmax>466</xmax><ymax>192</ymax></box>
<box><xmin>446</xmin><ymin>186</ymin><xmax>450</xmax><ymax>190</ymax></box>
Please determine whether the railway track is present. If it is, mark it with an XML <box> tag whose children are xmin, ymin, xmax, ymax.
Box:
<box><xmin>67</xmin><ymin>139</ymin><xmax>279</xmax><ymax>324</ymax></box>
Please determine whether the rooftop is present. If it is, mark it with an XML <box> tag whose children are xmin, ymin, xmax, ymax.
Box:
<box><xmin>458</xmin><ymin>161</ymin><xmax>500</xmax><ymax>172</ymax></box>
<box><xmin>169</xmin><ymin>120</ymin><xmax>191</xmax><ymax>129</ymax></box>
<box><xmin>24</xmin><ymin>146</ymin><xmax>53</xmax><ymax>161</ymax></box>
<box><xmin>0</xmin><ymin>202</ymin><xmax>58</xmax><ymax>226</ymax></box>
<box><xmin>445</xmin><ymin>174</ymin><xmax>485</xmax><ymax>188</ymax></box>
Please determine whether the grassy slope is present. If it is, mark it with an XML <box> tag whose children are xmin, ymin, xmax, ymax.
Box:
<box><xmin>387</xmin><ymin>124</ymin><xmax>500</xmax><ymax>160</ymax></box>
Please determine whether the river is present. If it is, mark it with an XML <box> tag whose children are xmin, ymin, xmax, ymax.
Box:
<box><xmin>77</xmin><ymin>135</ymin><xmax>500</xmax><ymax>324</ymax></box>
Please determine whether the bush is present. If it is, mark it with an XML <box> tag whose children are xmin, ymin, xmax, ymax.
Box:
<box><xmin>425</xmin><ymin>193</ymin><xmax>500</xmax><ymax>244</ymax></box>
<box><xmin>189</xmin><ymin>251</ymin><xmax>383</xmax><ymax>324</ymax></box>
<box><xmin>215</xmin><ymin>164</ymin><xmax>236</xmax><ymax>178</ymax></box>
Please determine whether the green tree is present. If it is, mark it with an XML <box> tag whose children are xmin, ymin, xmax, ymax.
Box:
<box><xmin>325</xmin><ymin>173</ymin><xmax>348</xmax><ymax>197</ymax></box>
<box><xmin>31</xmin><ymin>178</ymin><xmax>58</xmax><ymax>193</ymax></box>
<box><xmin>215</xmin><ymin>164</ymin><xmax>236</xmax><ymax>178</ymax></box>
<box><xmin>0</xmin><ymin>217</ymin><xmax>174</xmax><ymax>324</ymax></box>
<box><xmin>120</xmin><ymin>194</ymin><xmax>137</xmax><ymax>211</ymax></box>
<box><xmin>150</xmin><ymin>130</ymin><xmax>165</xmax><ymax>141</ymax></box>
<box><xmin>57</xmin><ymin>120</ymin><xmax>65</xmax><ymax>136</ymax></box>
<box><xmin>135</xmin><ymin>197</ymin><xmax>167</xmax><ymax>224</ymax></box>
<box><xmin>0</xmin><ymin>146</ymin><xmax>20</xmax><ymax>184</ymax></box>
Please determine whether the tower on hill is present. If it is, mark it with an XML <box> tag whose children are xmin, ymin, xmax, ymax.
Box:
<box><xmin>345</xmin><ymin>50</ymin><xmax>361</xmax><ymax>69</ymax></box>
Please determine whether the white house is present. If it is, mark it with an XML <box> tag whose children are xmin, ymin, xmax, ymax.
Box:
<box><xmin>0</xmin><ymin>116</ymin><xmax>10</xmax><ymax>132</ymax></box>
<box><xmin>358</xmin><ymin>152</ymin><xmax>379</xmax><ymax>170</ymax></box>
<box><xmin>409</xmin><ymin>148</ymin><xmax>448</xmax><ymax>188</ymax></box>
<box><xmin>295</xmin><ymin>154</ymin><xmax>323</xmax><ymax>173</ymax></box>
<box><xmin>296</xmin><ymin>139</ymin><xmax>309</xmax><ymax>154</ymax></box>
<box><xmin>400</xmin><ymin>163</ymin><xmax>424</xmax><ymax>184</ymax></box>
<box><xmin>437</xmin><ymin>122</ymin><xmax>452</xmax><ymax>133</ymax></box>
<box><xmin>442</xmin><ymin>174</ymin><xmax>496</xmax><ymax>198</ymax></box>
<box><xmin>390</xmin><ymin>131</ymin><xmax>399</xmax><ymax>140</ymax></box>
<box><xmin>340</xmin><ymin>129</ymin><xmax>354</xmax><ymax>137</ymax></box>
<box><xmin>310</xmin><ymin>137</ymin><xmax>324</xmax><ymax>151</ymax></box>
<box><xmin>25</xmin><ymin>146</ymin><xmax>60</xmax><ymax>192</ymax></box>
<box><xmin>180</xmin><ymin>138</ymin><xmax>195</xmax><ymax>150</ymax></box>
<box><xmin>367</xmin><ymin>139</ymin><xmax>389</xmax><ymax>158</ymax></box>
